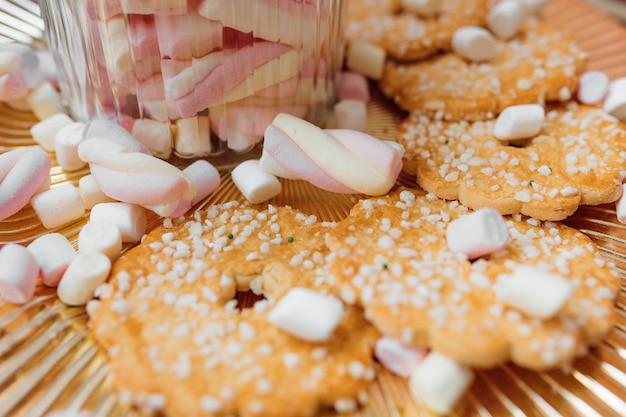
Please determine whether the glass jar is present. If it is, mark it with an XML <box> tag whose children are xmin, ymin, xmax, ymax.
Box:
<box><xmin>39</xmin><ymin>0</ymin><xmax>346</xmax><ymax>169</ymax></box>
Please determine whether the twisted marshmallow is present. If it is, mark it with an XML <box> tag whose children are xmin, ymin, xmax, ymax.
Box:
<box><xmin>78</xmin><ymin>138</ymin><xmax>195</xmax><ymax>218</ymax></box>
<box><xmin>260</xmin><ymin>113</ymin><xmax>404</xmax><ymax>195</ymax></box>
<box><xmin>0</xmin><ymin>148</ymin><xmax>51</xmax><ymax>221</ymax></box>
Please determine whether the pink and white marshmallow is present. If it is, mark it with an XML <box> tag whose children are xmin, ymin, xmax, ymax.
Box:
<box><xmin>261</xmin><ymin>113</ymin><xmax>404</xmax><ymax>196</ymax></box>
<box><xmin>493</xmin><ymin>104</ymin><xmax>545</xmax><ymax>141</ymax></box>
<box><xmin>495</xmin><ymin>266</ymin><xmax>574</xmax><ymax>319</ymax></box>
<box><xmin>268</xmin><ymin>287</ymin><xmax>345</xmax><ymax>342</ymax></box>
<box><xmin>603</xmin><ymin>77</ymin><xmax>626</xmax><ymax>122</ymax></box>
<box><xmin>0</xmin><ymin>243</ymin><xmax>39</xmax><ymax>304</ymax></box>
<box><xmin>338</xmin><ymin>71</ymin><xmax>370</xmax><ymax>103</ymax></box>
<box><xmin>232</xmin><ymin>160</ymin><xmax>282</xmax><ymax>204</ymax></box>
<box><xmin>409</xmin><ymin>351</ymin><xmax>475</xmax><ymax>415</ymax></box>
<box><xmin>89</xmin><ymin>202</ymin><xmax>147</xmax><ymax>243</ymax></box>
<box><xmin>57</xmin><ymin>252</ymin><xmax>111</xmax><ymax>306</ymax></box>
<box><xmin>83</xmin><ymin>118</ymin><xmax>150</xmax><ymax>154</ymax></box>
<box><xmin>182</xmin><ymin>160</ymin><xmax>221</xmax><ymax>207</ymax></box>
<box><xmin>27</xmin><ymin>233</ymin><xmax>77</xmax><ymax>287</ymax></box>
<box><xmin>452</xmin><ymin>26</ymin><xmax>497</xmax><ymax>62</ymax></box>
<box><xmin>78</xmin><ymin>138</ymin><xmax>195</xmax><ymax>217</ymax></box>
<box><xmin>0</xmin><ymin>147</ymin><xmax>51</xmax><ymax>221</ymax></box>
<box><xmin>78</xmin><ymin>221</ymin><xmax>123</xmax><ymax>262</ymax></box>
<box><xmin>374</xmin><ymin>336</ymin><xmax>428</xmax><ymax>378</ymax></box>
<box><xmin>577</xmin><ymin>71</ymin><xmax>610</xmax><ymax>105</ymax></box>
<box><xmin>446</xmin><ymin>208</ymin><xmax>510</xmax><ymax>259</ymax></box>
<box><xmin>31</xmin><ymin>184</ymin><xmax>86</xmax><ymax>229</ymax></box>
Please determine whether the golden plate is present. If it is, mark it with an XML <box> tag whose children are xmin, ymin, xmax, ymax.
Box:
<box><xmin>1</xmin><ymin>0</ymin><xmax>625</xmax><ymax>416</ymax></box>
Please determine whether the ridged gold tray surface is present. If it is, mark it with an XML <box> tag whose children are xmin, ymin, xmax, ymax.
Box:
<box><xmin>1</xmin><ymin>0</ymin><xmax>626</xmax><ymax>416</ymax></box>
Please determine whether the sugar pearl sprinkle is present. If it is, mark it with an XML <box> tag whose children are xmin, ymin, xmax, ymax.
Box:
<box><xmin>90</xmin><ymin>201</ymin><xmax>377</xmax><ymax>416</ymax></box>
<box><xmin>327</xmin><ymin>190</ymin><xmax>619</xmax><ymax>370</ymax></box>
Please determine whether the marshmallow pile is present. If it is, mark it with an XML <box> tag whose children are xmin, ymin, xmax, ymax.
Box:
<box><xmin>58</xmin><ymin>0</ymin><xmax>344</xmax><ymax>157</ymax></box>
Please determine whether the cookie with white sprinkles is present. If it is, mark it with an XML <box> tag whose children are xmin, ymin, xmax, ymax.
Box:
<box><xmin>89</xmin><ymin>202</ymin><xmax>378</xmax><ymax>417</ymax></box>
<box><xmin>398</xmin><ymin>102</ymin><xmax>626</xmax><ymax>221</ymax></box>
<box><xmin>326</xmin><ymin>189</ymin><xmax>619</xmax><ymax>370</ymax></box>
<box><xmin>380</xmin><ymin>19</ymin><xmax>587</xmax><ymax>121</ymax></box>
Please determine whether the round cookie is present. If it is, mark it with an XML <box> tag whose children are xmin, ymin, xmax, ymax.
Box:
<box><xmin>397</xmin><ymin>102</ymin><xmax>626</xmax><ymax>221</ymax></box>
<box><xmin>326</xmin><ymin>189</ymin><xmax>619</xmax><ymax>370</ymax></box>
<box><xmin>89</xmin><ymin>202</ymin><xmax>378</xmax><ymax>417</ymax></box>
<box><xmin>380</xmin><ymin>19</ymin><xmax>588</xmax><ymax>121</ymax></box>
<box><xmin>346</xmin><ymin>0</ymin><xmax>493</xmax><ymax>62</ymax></box>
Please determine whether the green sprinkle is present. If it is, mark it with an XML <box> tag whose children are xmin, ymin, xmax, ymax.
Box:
<box><xmin>528</xmin><ymin>179</ymin><xmax>535</xmax><ymax>187</ymax></box>
<box><xmin>287</xmin><ymin>236</ymin><xmax>294</xmax><ymax>243</ymax></box>
<box><xmin>382</xmin><ymin>264</ymin><xmax>389</xmax><ymax>270</ymax></box>
<box><xmin>227</xmin><ymin>233</ymin><xmax>234</xmax><ymax>239</ymax></box>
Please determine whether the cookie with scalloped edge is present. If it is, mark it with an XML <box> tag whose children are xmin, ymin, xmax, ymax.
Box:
<box><xmin>397</xmin><ymin>102</ymin><xmax>626</xmax><ymax>221</ymax></box>
<box><xmin>380</xmin><ymin>19</ymin><xmax>587</xmax><ymax>121</ymax></box>
<box><xmin>326</xmin><ymin>189</ymin><xmax>619</xmax><ymax>370</ymax></box>
<box><xmin>89</xmin><ymin>202</ymin><xmax>378</xmax><ymax>417</ymax></box>
<box><xmin>346</xmin><ymin>0</ymin><xmax>493</xmax><ymax>62</ymax></box>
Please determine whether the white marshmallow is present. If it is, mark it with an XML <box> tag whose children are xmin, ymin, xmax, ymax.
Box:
<box><xmin>577</xmin><ymin>71</ymin><xmax>610</xmax><ymax>105</ymax></box>
<box><xmin>78</xmin><ymin>221</ymin><xmax>123</xmax><ymax>262</ymax></box>
<box><xmin>31</xmin><ymin>184</ymin><xmax>86</xmax><ymax>229</ymax></box>
<box><xmin>616</xmin><ymin>184</ymin><xmax>626</xmax><ymax>224</ymax></box>
<box><xmin>487</xmin><ymin>0</ymin><xmax>525</xmax><ymax>40</ymax></box>
<box><xmin>231</xmin><ymin>160</ymin><xmax>282</xmax><ymax>204</ymax></box>
<box><xmin>346</xmin><ymin>40</ymin><xmax>386</xmax><ymax>81</ymax></box>
<box><xmin>0</xmin><ymin>51</ymin><xmax>22</xmax><ymax>73</ymax></box>
<box><xmin>0</xmin><ymin>43</ymin><xmax>43</xmax><ymax>87</ymax></box>
<box><xmin>57</xmin><ymin>252</ymin><xmax>111</xmax><ymax>306</ymax></box>
<box><xmin>409</xmin><ymin>352</ymin><xmax>474</xmax><ymax>415</ymax></box>
<box><xmin>495</xmin><ymin>266</ymin><xmax>574</xmax><ymax>319</ymax></box>
<box><xmin>332</xmin><ymin>100</ymin><xmax>368</xmax><ymax>132</ymax></box>
<box><xmin>89</xmin><ymin>202</ymin><xmax>147</xmax><ymax>243</ymax></box>
<box><xmin>30</xmin><ymin>112</ymin><xmax>75</xmax><ymax>152</ymax></box>
<box><xmin>446</xmin><ymin>208</ymin><xmax>510</xmax><ymax>259</ymax></box>
<box><xmin>26</xmin><ymin>81</ymin><xmax>65</xmax><ymax>120</ymax></box>
<box><xmin>182</xmin><ymin>160</ymin><xmax>221</xmax><ymax>206</ymax></box>
<box><xmin>374</xmin><ymin>336</ymin><xmax>427</xmax><ymax>378</ymax></box>
<box><xmin>55</xmin><ymin>121</ymin><xmax>88</xmax><ymax>171</ymax></box>
<box><xmin>27</xmin><ymin>233</ymin><xmax>77</xmax><ymax>287</ymax></box>
<box><xmin>0</xmin><ymin>243</ymin><xmax>39</xmax><ymax>305</ymax></box>
<box><xmin>402</xmin><ymin>0</ymin><xmax>442</xmax><ymax>16</ymax></box>
<box><xmin>603</xmin><ymin>77</ymin><xmax>626</xmax><ymax>122</ymax></box>
<box><xmin>227</xmin><ymin>130</ymin><xmax>261</xmax><ymax>153</ymax></box>
<box><xmin>83</xmin><ymin>118</ymin><xmax>149</xmax><ymax>154</ymax></box>
<box><xmin>175</xmin><ymin>116</ymin><xmax>212</xmax><ymax>157</ymax></box>
<box><xmin>516</xmin><ymin>0</ymin><xmax>548</xmax><ymax>14</ymax></box>
<box><xmin>78</xmin><ymin>174</ymin><xmax>116</xmax><ymax>210</ymax></box>
<box><xmin>36</xmin><ymin>50</ymin><xmax>59</xmax><ymax>84</ymax></box>
<box><xmin>268</xmin><ymin>287</ymin><xmax>345</xmax><ymax>342</ymax></box>
<box><xmin>493</xmin><ymin>104</ymin><xmax>545</xmax><ymax>141</ymax></box>
<box><xmin>452</xmin><ymin>26</ymin><xmax>497</xmax><ymax>62</ymax></box>
<box><xmin>131</xmin><ymin>118</ymin><xmax>173</xmax><ymax>159</ymax></box>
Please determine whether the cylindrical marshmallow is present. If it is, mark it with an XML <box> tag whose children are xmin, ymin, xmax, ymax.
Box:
<box><xmin>577</xmin><ymin>71</ymin><xmax>610</xmax><ymax>105</ymax></box>
<box><xmin>55</xmin><ymin>121</ymin><xmax>88</xmax><ymax>171</ymax></box>
<box><xmin>409</xmin><ymin>352</ymin><xmax>474</xmax><ymax>415</ymax></box>
<box><xmin>78</xmin><ymin>221</ymin><xmax>123</xmax><ymax>262</ymax></box>
<box><xmin>267</xmin><ymin>287</ymin><xmax>345</xmax><ymax>342</ymax></box>
<box><xmin>346</xmin><ymin>40</ymin><xmax>386</xmax><ymax>81</ymax></box>
<box><xmin>26</xmin><ymin>81</ymin><xmax>65</xmax><ymax>120</ymax></box>
<box><xmin>517</xmin><ymin>0</ymin><xmax>548</xmax><ymax>14</ymax></box>
<box><xmin>78</xmin><ymin>174</ymin><xmax>116</xmax><ymax>210</ymax></box>
<box><xmin>402</xmin><ymin>0</ymin><xmax>442</xmax><ymax>17</ymax></box>
<box><xmin>57</xmin><ymin>252</ymin><xmax>112</xmax><ymax>306</ymax></box>
<box><xmin>175</xmin><ymin>116</ymin><xmax>212</xmax><ymax>157</ymax></box>
<box><xmin>31</xmin><ymin>184</ymin><xmax>86</xmax><ymax>229</ymax></box>
<box><xmin>487</xmin><ymin>0</ymin><xmax>525</xmax><ymax>40</ymax></box>
<box><xmin>0</xmin><ymin>243</ymin><xmax>39</xmax><ymax>304</ymax></box>
<box><xmin>375</xmin><ymin>336</ymin><xmax>427</xmax><ymax>378</ymax></box>
<box><xmin>131</xmin><ymin>118</ymin><xmax>173</xmax><ymax>159</ymax></box>
<box><xmin>493</xmin><ymin>104</ymin><xmax>545</xmax><ymax>141</ymax></box>
<box><xmin>332</xmin><ymin>100</ymin><xmax>368</xmax><ymax>132</ymax></box>
<box><xmin>615</xmin><ymin>183</ymin><xmax>626</xmax><ymax>224</ymax></box>
<box><xmin>495</xmin><ymin>266</ymin><xmax>574</xmax><ymax>319</ymax></box>
<box><xmin>182</xmin><ymin>160</ymin><xmax>221</xmax><ymax>207</ymax></box>
<box><xmin>452</xmin><ymin>26</ymin><xmax>497</xmax><ymax>62</ymax></box>
<box><xmin>30</xmin><ymin>112</ymin><xmax>75</xmax><ymax>152</ymax></box>
<box><xmin>232</xmin><ymin>160</ymin><xmax>282</xmax><ymax>204</ymax></box>
<box><xmin>27</xmin><ymin>233</ymin><xmax>77</xmax><ymax>287</ymax></box>
<box><xmin>446</xmin><ymin>208</ymin><xmax>510</xmax><ymax>259</ymax></box>
<box><xmin>89</xmin><ymin>202</ymin><xmax>147</xmax><ymax>243</ymax></box>
<box><xmin>603</xmin><ymin>77</ymin><xmax>626</xmax><ymax>122</ymax></box>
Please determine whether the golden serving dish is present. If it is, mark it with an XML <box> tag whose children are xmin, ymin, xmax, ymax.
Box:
<box><xmin>1</xmin><ymin>0</ymin><xmax>625</xmax><ymax>416</ymax></box>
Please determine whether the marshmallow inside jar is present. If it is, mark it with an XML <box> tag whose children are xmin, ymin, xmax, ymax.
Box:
<box><xmin>40</xmin><ymin>0</ymin><xmax>347</xmax><ymax>170</ymax></box>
